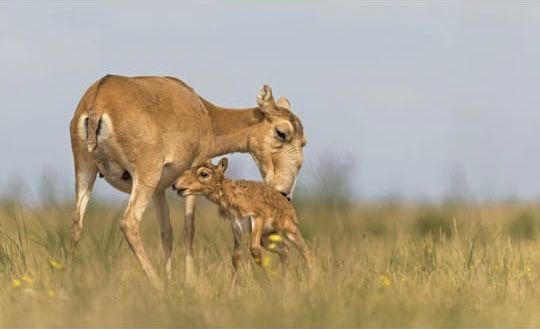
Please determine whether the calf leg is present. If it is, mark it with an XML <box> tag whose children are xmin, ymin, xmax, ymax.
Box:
<box><xmin>283</xmin><ymin>224</ymin><xmax>313</xmax><ymax>269</ymax></box>
<box><xmin>262</xmin><ymin>234</ymin><xmax>289</xmax><ymax>271</ymax></box>
<box><xmin>231</xmin><ymin>220</ymin><xmax>244</xmax><ymax>270</ymax></box>
<box><xmin>249</xmin><ymin>217</ymin><xmax>264</xmax><ymax>266</ymax></box>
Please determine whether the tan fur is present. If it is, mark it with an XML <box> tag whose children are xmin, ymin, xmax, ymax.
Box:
<box><xmin>69</xmin><ymin>75</ymin><xmax>306</xmax><ymax>289</ymax></box>
<box><xmin>174</xmin><ymin>158</ymin><xmax>313</xmax><ymax>271</ymax></box>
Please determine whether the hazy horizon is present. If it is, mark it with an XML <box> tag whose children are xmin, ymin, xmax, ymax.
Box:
<box><xmin>1</xmin><ymin>2</ymin><xmax>540</xmax><ymax>202</ymax></box>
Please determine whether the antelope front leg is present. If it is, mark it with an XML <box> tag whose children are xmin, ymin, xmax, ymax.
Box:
<box><xmin>153</xmin><ymin>190</ymin><xmax>173</xmax><ymax>280</ymax></box>
<box><xmin>249</xmin><ymin>217</ymin><xmax>264</xmax><ymax>267</ymax></box>
<box><xmin>183</xmin><ymin>194</ymin><xmax>196</xmax><ymax>284</ymax></box>
<box><xmin>120</xmin><ymin>179</ymin><xmax>162</xmax><ymax>290</ymax></box>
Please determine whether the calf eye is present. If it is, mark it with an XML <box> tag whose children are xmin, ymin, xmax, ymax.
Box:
<box><xmin>200</xmin><ymin>171</ymin><xmax>209</xmax><ymax>178</ymax></box>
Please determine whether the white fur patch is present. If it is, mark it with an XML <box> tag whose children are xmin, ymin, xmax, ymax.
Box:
<box><xmin>76</xmin><ymin>172</ymin><xmax>92</xmax><ymax>214</ymax></box>
<box><xmin>250</xmin><ymin>216</ymin><xmax>256</xmax><ymax>232</ymax></box>
<box><xmin>77</xmin><ymin>115</ymin><xmax>88</xmax><ymax>140</ymax></box>
<box><xmin>264</xmin><ymin>219</ymin><xmax>274</xmax><ymax>231</ymax></box>
<box><xmin>96</xmin><ymin>114</ymin><xmax>112</xmax><ymax>142</ymax></box>
<box><xmin>234</xmin><ymin>219</ymin><xmax>243</xmax><ymax>233</ymax></box>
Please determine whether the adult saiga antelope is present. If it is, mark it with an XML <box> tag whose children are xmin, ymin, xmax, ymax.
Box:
<box><xmin>69</xmin><ymin>75</ymin><xmax>306</xmax><ymax>289</ymax></box>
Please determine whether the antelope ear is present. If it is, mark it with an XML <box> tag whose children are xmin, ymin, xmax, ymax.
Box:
<box><xmin>276</xmin><ymin>97</ymin><xmax>290</xmax><ymax>111</ymax></box>
<box><xmin>217</xmin><ymin>157</ymin><xmax>228</xmax><ymax>173</ymax></box>
<box><xmin>257</xmin><ymin>84</ymin><xmax>280</xmax><ymax>116</ymax></box>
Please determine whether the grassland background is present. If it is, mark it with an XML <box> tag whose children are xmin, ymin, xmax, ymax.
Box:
<box><xmin>2</xmin><ymin>187</ymin><xmax>540</xmax><ymax>327</ymax></box>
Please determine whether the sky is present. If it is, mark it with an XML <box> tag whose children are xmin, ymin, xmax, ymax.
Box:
<box><xmin>1</xmin><ymin>1</ymin><xmax>540</xmax><ymax>202</ymax></box>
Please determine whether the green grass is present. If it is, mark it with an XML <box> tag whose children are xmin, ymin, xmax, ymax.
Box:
<box><xmin>1</xmin><ymin>196</ymin><xmax>540</xmax><ymax>327</ymax></box>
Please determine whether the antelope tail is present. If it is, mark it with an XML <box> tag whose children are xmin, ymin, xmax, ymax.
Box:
<box><xmin>86</xmin><ymin>75</ymin><xmax>110</xmax><ymax>153</ymax></box>
<box><xmin>86</xmin><ymin>115</ymin><xmax>102</xmax><ymax>153</ymax></box>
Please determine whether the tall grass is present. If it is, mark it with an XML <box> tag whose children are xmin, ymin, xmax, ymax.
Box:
<box><xmin>1</xmin><ymin>192</ymin><xmax>540</xmax><ymax>326</ymax></box>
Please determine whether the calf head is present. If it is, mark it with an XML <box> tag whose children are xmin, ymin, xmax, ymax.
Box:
<box><xmin>174</xmin><ymin>158</ymin><xmax>228</xmax><ymax>197</ymax></box>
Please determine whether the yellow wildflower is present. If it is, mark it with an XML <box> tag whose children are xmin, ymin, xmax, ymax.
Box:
<box><xmin>268</xmin><ymin>234</ymin><xmax>283</xmax><ymax>242</ymax></box>
<box><xmin>262</xmin><ymin>256</ymin><xmax>271</xmax><ymax>268</ymax></box>
<box><xmin>21</xmin><ymin>275</ymin><xmax>33</xmax><ymax>285</ymax></box>
<box><xmin>400</xmin><ymin>276</ymin><xmax>407</xmax><ymax>284</ymax></box>
<box><xmin>267</xmin><ymin>243</ymin><xmax>277</xmax><ymax>250</ymax></box>
<box><xmin>47</xmin><ymin>289</ymin><xmax>56</xmax><ymax>298</ymax></box>
<box><xmin>12</xmin><ymin>278</ymin><xmax>22</xmax><ymax>288</ymax></box>
<box><xmin>378</xmin><ymin>274</ymin><xmax>391</xmax><ymax>287</ymax></box>
<box><xmin>49</xmin><ymin>258</ymin><xmax>63</xmax><ymax>270</ymax></box>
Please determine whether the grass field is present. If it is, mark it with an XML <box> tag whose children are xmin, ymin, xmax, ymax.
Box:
<box><xmin>1</xmin><ymin>193</ymin><xmax>540</xmax><ymax>327</ymax></box>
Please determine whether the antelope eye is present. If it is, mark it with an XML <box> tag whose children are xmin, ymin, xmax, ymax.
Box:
<box><xmin>275</xmin><ymin>128</ymin><xmax>288</xmax><ymax>142</ymax></box>
<box><xmin>199</xmin><ymin>171</ymin><xmax>209</xmax><ymax>178</ymax></box>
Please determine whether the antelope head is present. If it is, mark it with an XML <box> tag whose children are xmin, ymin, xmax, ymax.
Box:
<box><xmin>249</xmin><ymin>85</ymin><xmax>307</xmax><ymax>200</ymax></box>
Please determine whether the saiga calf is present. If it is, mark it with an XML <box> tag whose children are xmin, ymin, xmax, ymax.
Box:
<box><xmin>173</xmin><ymin>158</ymin><xmax>313</xmax><ymax>271</ymax></box>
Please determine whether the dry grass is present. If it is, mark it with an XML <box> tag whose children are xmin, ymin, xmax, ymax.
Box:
<box><xmin>1</xmin><ymin>195</ymin><xmax>540</xmax><ymax>327</ymax></box>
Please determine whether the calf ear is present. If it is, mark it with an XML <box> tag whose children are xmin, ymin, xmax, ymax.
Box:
<box><xmin>217</xmin><ymin>157</ymin><xmax>228</xmax><ymax>173</ymax></box>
